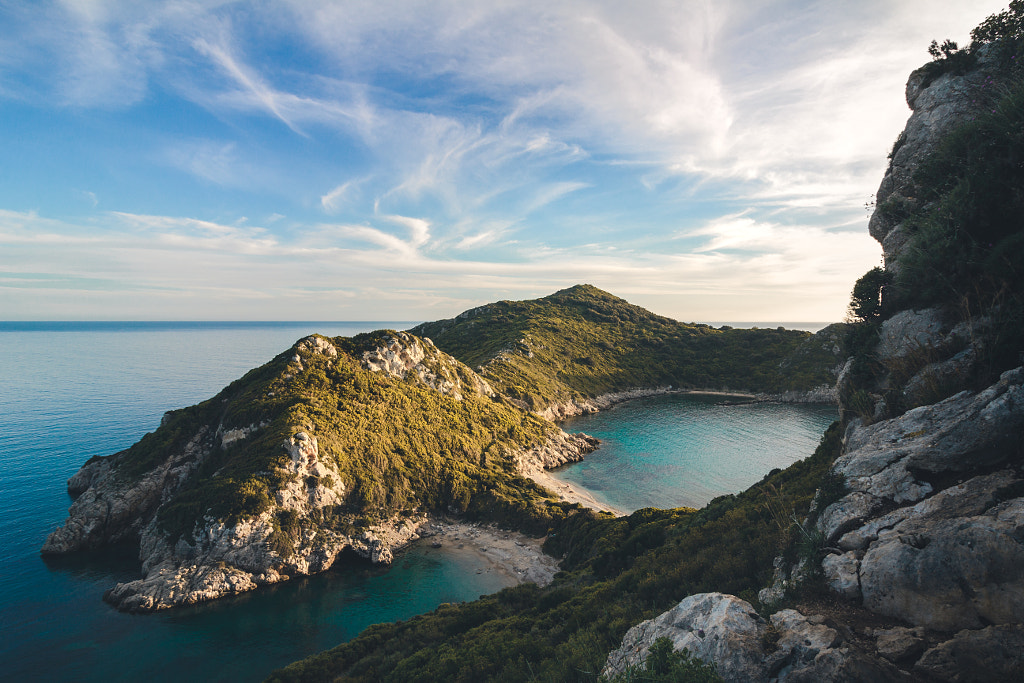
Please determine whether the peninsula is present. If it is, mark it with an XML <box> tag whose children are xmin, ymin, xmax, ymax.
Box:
<box><xmin>42</xmin><ymin>286</ymin><xmax>840</xmax><ymax>613</ymax></box>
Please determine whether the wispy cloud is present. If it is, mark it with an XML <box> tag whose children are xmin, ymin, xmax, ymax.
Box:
<box><xmin>0</xmin><ymin>0</ymin><xmax>1006</xmax><ymax>321</ymax></box>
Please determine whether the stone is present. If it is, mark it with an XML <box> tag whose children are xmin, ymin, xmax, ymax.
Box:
<box><xmin>915</xmin><ymin>624</ymin><xmax>1024</xmax><ymax>682</ymax></box>
<box><xmin>832</xmin><ymin>368</ymin><xmax>1024</xmax><ymax>502</ymax></box>
<box><xmin>361</xmin><ymin>332</ymin><xmax>494</xmax><ymax>400</ymax></box>
<box><xmin>859</xmin><ymin>497</ymin><xmax>1024</xmax><ymax>631</ymax></box>
<box><xmin>870</xmin><ymin>44</ymin><xmax>1003</xmax><ymax>266</ymax></box>
<box><xmin>876</xmin><ymin>308</ymin><xmax>946</xmax><ymax>362</ymax></box>
<box><xmin>822</xmin><ymin>551</ymin><xmax>861</xmax><ymax>601</ymax></box>
<box><xmin>601</xmin><ymin>593</ymin><xmax>769</xmax><ymax>682</ymax></box>
<box><xmin>874</xmin><ymin>626</ymin><xmax>926</xmax><ymax>665</ymax></box>
<box><xmin>817</xmin><ymin>492</ymin><xmax>886</xmax><ymax>544</ymax></box>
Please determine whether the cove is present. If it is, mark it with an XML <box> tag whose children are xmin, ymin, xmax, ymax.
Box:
<box><xmin>554</xmin><ymin>393</ymin><xmax>838</xmax><ymax>513</ymax></box>
<box><xmin>0</xmin><ymin>323</ymin><xmax>511</xmax><ymax>682</ymax></box>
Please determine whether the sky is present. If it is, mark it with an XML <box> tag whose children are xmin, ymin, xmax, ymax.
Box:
<box><xmin>0</xmin><ymin>0</ymin><xmax>1009</xmax><ymax>323</ymax></box>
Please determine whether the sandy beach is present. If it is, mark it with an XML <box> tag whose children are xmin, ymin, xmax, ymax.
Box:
<box><xmin>416</xmin><ymin>518</ymin><xmax>561</xmax><ymax>586</ymax></box>
<box><xmin>528</xmin><ymin>468</ymin><xmax>624</xmax><ymax>517</ymax></box>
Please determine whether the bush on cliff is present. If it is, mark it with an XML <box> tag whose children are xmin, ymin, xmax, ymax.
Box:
<box><xmin>267</xmin><ymin>423</ymin><xmax>842</xmax><ymax>682</ymax></box>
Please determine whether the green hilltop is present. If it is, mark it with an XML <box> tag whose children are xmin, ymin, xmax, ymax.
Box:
<box><xmin>411</xmin><ymin>284</ymin><xmax>840</xmax><ymax>412</ymax></box>
<box><xmin>46</xmin><ymin>285</ymin><xmax>841</xmax><ymax>615</ymax></box>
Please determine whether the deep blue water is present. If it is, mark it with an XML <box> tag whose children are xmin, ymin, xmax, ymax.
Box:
<box><xmin>554</xmin><ymin>394</ymin><xmax>837</xmax><ymax>513</ymax></box>
<box><xmin>0</xmin><ymin>322</ymin><xmax>837</xmax><ymax>681</ymax></box>
<box><xmin>0</xmin><ymin>322</ymin><xmax>515</xmax><ymax>682</ymax></box>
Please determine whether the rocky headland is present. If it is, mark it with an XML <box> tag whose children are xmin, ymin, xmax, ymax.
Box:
<box><xmin>601</xmin><ymin>25</ymin><xmax>1024</xmax><ymax>682</ymax></box>
<box><xmin>42</xmin><ymin>331</ymin><xmax>600</xmax><ymax>612</ymax></box>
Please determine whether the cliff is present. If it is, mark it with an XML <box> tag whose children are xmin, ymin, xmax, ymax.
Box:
<box><xmin>602</xmin><ymin>16</ymin><xmax>1024</xmax><ymax>683</ymax></box>
<box><xmin>271</xmin><ymin>9</ymin><xmax>1024</xmax><ymax>683</ymax></box>
<box><xmin>42</xmin><ymin>331</ymin><xmax>594</xmax><ymax>611</ymax></box>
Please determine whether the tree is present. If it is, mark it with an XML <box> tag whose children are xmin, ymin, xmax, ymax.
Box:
<box><xmin>848</xmin><ymin>267</ymin><xmax>891</xmax><ymax>323</ymax></box>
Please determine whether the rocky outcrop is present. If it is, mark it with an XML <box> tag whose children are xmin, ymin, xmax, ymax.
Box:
<box><xmin>914</xmin><ymin>624</ymin><xmax>1024</xmax><ymax>681</ymax></box>
<box><xmin>602</xmin><ymin>593</ymin><xmax>903</xmax><ymax>682</ymax></box>
<box><xmin>362</xmin><ymin>332</ymin><xmax>494</xmax><ymax>400</ymax></box>
<box><xmin>42</xmin><ymin>332</ymin><xmax>517</xmax><ymax>612</ymax></box>
<box><xmin>42</xmin><ymin>426</ymin><xmax>218</xmax><ymax>554</ymax></box>
<box><xmin>870</xmin><ymin>44</ymin><xmax>1004</xmax><ymax>270</ymax></box>
<box><xmin>536</xmin><ymin>387</ymin><xmax>678</xmax><ymax>422</ymax></box>
<box><xmin>515</xmin><ymin>430</ymin><xmax>599</xmax><ymax>474</ymax></box>
<box><xmin>95</xmin><ymin>428</ymin><xmax>430</xmax><ymax>613</ymax></box>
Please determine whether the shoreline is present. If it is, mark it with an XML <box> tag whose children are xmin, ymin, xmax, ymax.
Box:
<box><xmin>413</xmin><ymin>517</ymin><xmax>561</xmax><ymax>586</ymax></box>
<box><xmin>529</xmin><ymin>385</ymin><xmax>836</xmax><ymax>518</ymax></box>
<box><xmin>530</xmin><ymin>467</ymin><xmax>625</xmax><ymax>516</ymax></box>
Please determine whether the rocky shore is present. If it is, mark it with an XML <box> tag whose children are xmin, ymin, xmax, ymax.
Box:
<box><xmin>417</xmin><ymin>519</ymin><xmax>560</xmax><ymax>586</ymax></box>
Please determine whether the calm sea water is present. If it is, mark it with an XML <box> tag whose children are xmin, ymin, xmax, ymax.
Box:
<box><xmin>0</xmin><ymin>322</ymin><xmax>837</xmax><ymax>681</ymax></box>
<box><xmin>0</xmin><ymin>322</ymin><xmax>515</xmax><ymax>682</ymax></box>
<box><xmin>554</xmin><ymin>394</ymin><xmax>837</xmax><ymax>513</ymax></box>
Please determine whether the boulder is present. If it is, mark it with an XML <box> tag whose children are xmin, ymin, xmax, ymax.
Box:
<box><xmin>822</xmin><ymin>551</ymin><xmax>861</xmax><ymax>601</ymax></box>
<box><xmin>874</xmin><ymin>626</ymin><xmax>926</xmax><ymax>666</ymax></box>
<box><xmin>859</xmin><ymin>497</ymin><xmax>1024</xmax><ymax>631</ymax></box>
<box><xmin>601</xmin><ymin>593</ymin><xmax>768</xmax><ymax>682</ymax></box>
<box><xmin>915</xmin><ymin>624</ymin><xmax>1024</xmax><ymax>682</ymax></box>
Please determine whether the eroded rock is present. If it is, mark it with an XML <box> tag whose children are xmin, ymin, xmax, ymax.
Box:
<box><xmin>915</xmin><ymin>624</ymin><xmax>1024</xmax><ymax>682</ymax></box>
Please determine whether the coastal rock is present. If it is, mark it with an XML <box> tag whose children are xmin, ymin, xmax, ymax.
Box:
<box><xmin>822</xmin><ymin>551</ymin><xmax>861</xmax><ymax>601</ymax></box>
<box><xmin>875</xmin><ymin>308</ymin><xmax>946</xmax><ymax>362</ymax></box>
<box><xmin>42</xmin><ymin>426</ymin><xmax>217</xmax><ymax>554</ymax></box>
<box><xmin>815</xmin><ymin>369</ymin><xmax>1024</xmax><ymax>631</ymax></box>
<box><xmin>870</xmin><ymin>44</ymin><xmax>1003</xmax><ymax>268</ymax></box>
<box><xmin>362</xmin><ymin>332</ymin><xmax>493</xmax><ymax>400</ymax></box>
<box><xmin>515</xmin><ymin>430</ymin><xmax>599</xmax><ymax>473</ymax></box>
<box><xmin>914</xmin><ymin>624</ymin><xmax>1024</xmax><ymax>681</ymax></box>
<box><xmin>601</xmin><ymin>593</ymin><xmax>768</xmax><ymax>682</ymax></box>
<box><xmin>824</xmin><ymin>368</ymin><xmax>1024</xmax><ymax>521</ymax></box>
<box><xmin>603</xmin><ymin>595</ymin><xmax>905</xmax><ymax>683</ymax></box>
<box><xmin>296</xmin><ymin>335</ymin><xmax>337</xmax><ymax>358</ymax></box>
<box><xmin>536</xmin><ymin>387</ymin><xmax>677</xmax><ymax>422</ymax></box>
<box><xmin>874</xmin><ymin>626</ymin><xmax>926</xmax><ymax>666</ymax></box>
<box><xmin>859</xmin><ymin>497</ymin><xmax>1024</xmax><ymax>631</ymax></box>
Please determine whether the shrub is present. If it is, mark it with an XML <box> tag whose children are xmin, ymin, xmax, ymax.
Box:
<box><xmin>604</xmin><ymin>637</ymin><xmax>722</xmax><ymax>682</ymax></box>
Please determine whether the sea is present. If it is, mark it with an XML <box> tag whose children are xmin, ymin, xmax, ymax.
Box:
<box><xmin>0</xmin><ymin>322</ymin><xmax>836</xmax><ymax>681</ymax></box>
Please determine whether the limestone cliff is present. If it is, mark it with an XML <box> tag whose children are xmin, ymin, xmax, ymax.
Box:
<box><xmin>603</xmin><ymin>28</ymin><xmax>1024</xmax><ymax>683</ymax></box>
<box><xmin>42</xmin><ymin>332</ymin><xmax>592</xmax><ymax>612</ymax></box>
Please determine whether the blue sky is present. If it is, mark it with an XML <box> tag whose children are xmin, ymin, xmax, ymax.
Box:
<box><xmin>0</xmin><ymin>0</ymin><xmax>1008</xmax><ymax>322</ymax></box>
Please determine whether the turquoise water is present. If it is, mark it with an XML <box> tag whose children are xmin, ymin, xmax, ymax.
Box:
<box><xmin>0</xmin><ymin>323</ymin><xmax>837</xmax><ymax>680</ymax></box>
<box><xmin>554</xmin><ymin>394</ymin><xmax>837</xmax><ymax>513</ymax></box>
<box><xmin>0</xmin><ymin>323</ymin><xmax>514</xmax><ymax>682</ymax></box>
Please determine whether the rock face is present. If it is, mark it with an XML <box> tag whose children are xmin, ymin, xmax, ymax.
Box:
<box><xmin>515</xmin><ymin>430</ymin><xmax>599</xmax><ymax>473</ymax></box>
<box><xmin>869</xmin><ymin>44</ymin><xmax>1003</xmax><ymax>270</ymax></box>
<box><xmin>606</xmin><ymin>46</ymin><xmax>1024</xmax><ymax>683</ymax></box>
<box><xmin>602</xmin><ymin>594</ymin><xmax>903</xmax><ymax>682</ymax></box>
<box><xmin>812</xmin><ymin>368</ymin><xmax>1024</xmax><ymax>633</ymax></box>
<box><xmin>43</xmin><ymin>333</ymin><xmax>543</xmax><ymax>612</ymax></box>
<box><xmin>42</xmin><ymin>427</ymin><xmax>218</xmax><ymax>554</ymax></box>
<box><xmin>362</xmin><ymin>332</ymin><xmax>494</xmax><ymax>400</ymax></box>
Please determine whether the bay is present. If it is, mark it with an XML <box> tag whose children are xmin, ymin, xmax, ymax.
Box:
<box><xmin>554</xmin><ymin>394</ymin><xmax>837</xmax><ymax>513</ymax></box>
<box><xmin>0</xmin><ymin>322</ymin><xmax>838</xmax><ymax>681</ymax></box>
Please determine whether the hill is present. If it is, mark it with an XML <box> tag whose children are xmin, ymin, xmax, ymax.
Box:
<box><xmin>42</xmin><ymin>284</ymin><xmax>841</xmax><ymax>614</ymax></box>
<box><xmin>271</xmin><ymin>7</ymin><xmax>1024</xmax><ymax>682</ymax></box>
<box><xmin>41</xmin><ymin>331</ymin><xmax>590</xmax><ymax>611</ymax></box>
<box><xmin>411</xmin><ymin>284</ymin><xmax>841</xmax><ymax>414</ymax></box>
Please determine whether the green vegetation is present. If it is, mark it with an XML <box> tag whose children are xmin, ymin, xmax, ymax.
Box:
<box><xmin>844</xmin><ymin>7</ymin><xmax>1024</xmax><ymax>413</ymax></box>
<box><xmin>412</xmin><ymin>285</ymin><xmax>836</xmax><ymax>411</ymax></box>
<box><xmin>102</xmin><ymin>331</ymin><xmax>580</xmax><ymax>544</ymax></box>
<box><xmin>604</xmin><ymin>638</ymin><xmax>722</xmax><ymax>683</ymax></box>
<box><xmin>267</xmin><ymin>423</ymin><xmax>843</xmax><ymax>682</ymax></box>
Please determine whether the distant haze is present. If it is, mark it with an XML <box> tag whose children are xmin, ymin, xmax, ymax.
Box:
<box><xmin>0</xmin><ymin>1</ymin><xmax>1006</xmax><ymax>322</ymax></box>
